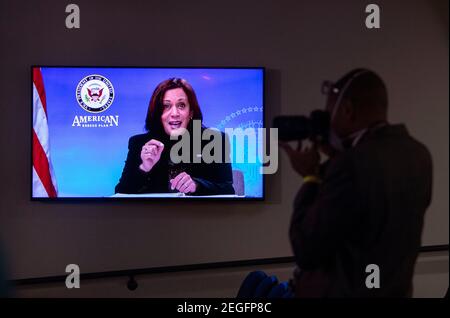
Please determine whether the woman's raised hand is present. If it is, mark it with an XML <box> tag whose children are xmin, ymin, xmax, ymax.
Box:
<box><xmin>139</xmin><ymin>139</ymin><xmax>164</xmax><ymax>172</ymax></box>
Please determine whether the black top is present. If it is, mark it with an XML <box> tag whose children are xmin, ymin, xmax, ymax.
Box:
<box><xmin>290</xmin><ymin>124</ymin><xmax>433</xmax><ymax>297</ymax></box>
<box><xmin>115</xmin><ymin>128</ymin><xmax>235</xmax><ymax>196</ymax></box>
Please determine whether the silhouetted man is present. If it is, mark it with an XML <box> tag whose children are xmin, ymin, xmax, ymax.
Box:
<box><xmin>281</xmin><ymin>69</ymin><xmax>433</xmax><ymax>297</ymax></box>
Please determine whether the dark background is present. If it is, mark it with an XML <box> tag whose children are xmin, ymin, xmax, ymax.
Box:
<box><xmin>0</xmin><ymin>0</ymin><xmax>448</xmax><ymax>281</ymax></box>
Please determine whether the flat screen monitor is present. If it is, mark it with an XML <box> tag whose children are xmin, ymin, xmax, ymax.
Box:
<box><xmin>31</xmin><ymin>67</ymin><xmax>265</xmax><ymax>200</ymax></box>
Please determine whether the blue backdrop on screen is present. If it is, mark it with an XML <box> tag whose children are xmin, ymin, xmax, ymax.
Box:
<box><xmin>41</xmin><ymin>67</ymin><xmax>264</xmax><ymax>198</ymax></box>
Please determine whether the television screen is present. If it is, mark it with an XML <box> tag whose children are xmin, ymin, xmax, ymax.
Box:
<box><xmin>32</xmin><ymin>67</ymin><xmax>265</xmax><ymax>199</ymax></box>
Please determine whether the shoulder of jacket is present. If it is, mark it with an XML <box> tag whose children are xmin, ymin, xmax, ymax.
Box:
<box><xmin>129</xmin><ymin>133</ymin><xmax>151</xmax><ymax>147</ymax></box>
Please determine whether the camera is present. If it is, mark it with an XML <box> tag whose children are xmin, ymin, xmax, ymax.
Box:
<box><xmin>273</xmin><ymin>110</ymin><xmax>330</xmax><ymax>142</ymax></box>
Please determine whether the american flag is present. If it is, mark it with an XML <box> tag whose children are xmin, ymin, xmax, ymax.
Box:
<box><xmin>32</xmin><ymin>67</ymin><xmax>58</xmax><ymax>198</ymax></box>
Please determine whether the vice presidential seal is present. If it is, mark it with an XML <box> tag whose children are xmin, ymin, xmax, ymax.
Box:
<box><xmin>76</xmin><ymin>74</ymin><xmax>115</xmax><ymax>113</ymax></box>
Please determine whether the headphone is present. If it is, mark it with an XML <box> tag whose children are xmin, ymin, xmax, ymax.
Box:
<box><xmin>331</xmin><ymin>69</ymin><xmax>371</xmax><ymax>120</ymax></box>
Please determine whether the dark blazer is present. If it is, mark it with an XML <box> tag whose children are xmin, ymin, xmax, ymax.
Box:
<box><xmin>290</xmin><ymin>124</ymin><xmax>433</xmax><ymax>297</ymax></box>
<box><xmin>115</xmin><ymin>129</ymin><xmax>235</xmax><ymax>195</ymax></box>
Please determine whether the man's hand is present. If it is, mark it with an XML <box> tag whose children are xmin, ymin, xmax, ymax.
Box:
<box><xmin>280</xmin><ymin>140</ymin><xmax>321</xmax><ymax>177</ymax></box>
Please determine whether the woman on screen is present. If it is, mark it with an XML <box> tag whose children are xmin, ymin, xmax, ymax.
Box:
<box><xmin>115</xmin><ymin>78</ymin><xmax>235</xmax><ymax>195</ymax></box>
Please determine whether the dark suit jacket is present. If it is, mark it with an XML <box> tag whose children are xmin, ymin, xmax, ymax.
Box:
<box><xmin>115</xmin><ymin>129</ymin><xmax>235</xmax><ymax>195</ymax></box>
<box><xmin>290</xmin><ymin>124</ymin><xmax>433</xmax><ymax>297</ymax></box>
